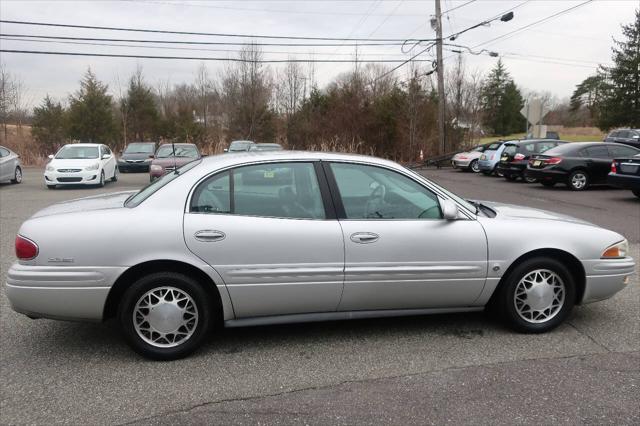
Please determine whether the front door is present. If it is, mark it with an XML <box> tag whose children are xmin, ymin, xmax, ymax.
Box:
<box><xmin>327</xmin><ymin>162</ymin><xmax>488</xmax><ymax>311</ymax></box>
<box><xmin>183</xmin><ymin>161</ymin><xmax>344</xmax><ymax>318</ymax></box>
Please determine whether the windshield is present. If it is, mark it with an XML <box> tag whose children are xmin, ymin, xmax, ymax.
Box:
<box><xmin>126</xmin><ymin>160</ymin><xmax>201</xmax><ymax>207</ymax></box>
<box><xmin>125</xmin><ymin>143</ymin><xmax>155</xmax><ymax>154</ymax></box>
<box><xmin>487</xmin><ymin>142</ymin><xmax>502</xmax><ymax>150</ymax></box>
<box><xmin>229</xmin><ymin>141</ymin><xmax>253</xmax><ymax>151</ymax></box>
<box><xmin>471</xmin><ymin>145</ymin><xmax>485</xmax><ymax>152</ymax></box>
<box><xmin>156</xmin><ymin>145</ymin><xmax>199</xmax><ymax>158</ymax></box>
<box><xmin>55</xmin><ymin>145</ymin><xmax>99</xmax><ymax>159</ymax></box>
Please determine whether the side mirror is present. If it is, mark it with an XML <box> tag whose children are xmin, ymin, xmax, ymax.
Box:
<box><xmin>632</xmin><ymin>135</ymin><xmax>639</xmax><ymax>139</ymax></box>
<box><xmin>223</xmin><ymin>148</ymin><xmax>229</xmax><ymax>152</ymax></box>
<box><xmin>441</xmin><ymin>199</ymin><xmax>459</xmax><ymax>220</ymax></box>
<box><xmin>48</xmin><ymin>154</ymin><xmax>54</xmax><ymax>159</ymax></box>
<box><xmin>102</xmin><ymin>154</ymin><xmax>110</xmax><ymax>160</ymax></box>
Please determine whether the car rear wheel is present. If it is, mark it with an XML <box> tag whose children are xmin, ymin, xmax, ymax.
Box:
<box><xmin>469</xmin><ymin>160</ymin><xmax>480</xmax><ymax>173</ymax></box>
<box><xmin>524</xmin><ymin>175</ymin><xmax>537</xmax><ymax>184</ymax></box>
<box><xmin>567</xmin><ymin>170</ymin><xmax>589</xmax><ymax>191</ymax></box>
<box><xmin>497</xmin><ymin>257</ymin><xmax>575</xmax><ymax>333</ymax></box>
<box><xmin>118</xmin><ymin>272</ymin><xmax>213</xmax><ymax>360</ymax></box>
<box><xmin>11</xmin><ymin>166</ymin><xmax>22</xmax><ymax>184</ymax></box>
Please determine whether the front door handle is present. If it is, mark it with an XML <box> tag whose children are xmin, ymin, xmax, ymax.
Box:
<box><xmin>350</xmin><ymin>232</ymin><xmax>379</xmax><ymax>244</ymax></box>
<box><xmin>194</xmin><ymin>230</ymin><xmax>226</xmax><ymax>242</ymax></box>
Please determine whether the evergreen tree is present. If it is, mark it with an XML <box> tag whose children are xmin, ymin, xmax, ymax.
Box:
<box><xmin>570</xmin><ymin>74</ymin><xmax>608</xmax><ymax>125</ymax></box>
<box><xmin>598</xmin><ymin>9</ymin><xmax>640</xmax><ymax>129</ymax></box>
<box><xmin>67</xmin><ymin>68</ymin><xmax>116</xmax><ymax>142</ymax></box>
<box><xmin>123</xmin><ymin>70</ymin><xmax>159</xmax><ymax>141</ymax></box>
<box><xmin>31</xmin><ymin>95</ymin><xmax>67</xmax><ymax>154</ymax></box>
<box><xmin>480</xmin><ymin>60</ymin><xmax>524</xmax><ymax>135</ymax></box>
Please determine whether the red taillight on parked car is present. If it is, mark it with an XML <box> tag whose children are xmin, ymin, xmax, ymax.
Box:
<box><xmin>513</xmin><ymin>153</ymin><xmax>526</xmax><ymax>161</ymax></box>
<box><xmin>15</xmin><ymin>235</ymin><xmax>38</xmax><ymax>260</ymax></box>
<box><xmin>611</xmin><ymin>161</ymin><xmax>617</xmax><ymax>174</ymax></box>
<box><xmin>546</xmin><ymin>157</ymin><xmax>562</xmax><ymax>165</ymax></box>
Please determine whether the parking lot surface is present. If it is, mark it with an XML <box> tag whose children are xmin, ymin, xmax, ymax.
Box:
<box><xmin>1</xmin><ymin>167</ymin><xmax>638</xmax><ymax>425</ymax></box>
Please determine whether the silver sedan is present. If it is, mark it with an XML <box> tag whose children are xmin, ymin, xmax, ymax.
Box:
<box><xmin>6</xmin><ymin>152</ymin><xmax>635</xmax><ymax>360</ymax></box>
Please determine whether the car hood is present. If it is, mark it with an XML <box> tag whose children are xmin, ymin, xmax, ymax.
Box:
<box><xmin>31</xmin><ymin>191</ymin><xmax>137</xmax><ymax>218</ymax></box>
<box><xmin>152</xmin><ymin>157</ymin><xmax>197</xmax><ymax>167</ymax></box>
<box><xmin>120</xmin><ymin>152</ymin><xmax>152</xmax><ymax>161</ymax></box>
<box><xmin>478</xmin><ymin>201</ymin><xmax>594</xmax><ymax>226</ymax></box>
<box><xmin>48</xmin><ymin>158</ymin><xmax>100</xmax><ymax>168</ymax></box>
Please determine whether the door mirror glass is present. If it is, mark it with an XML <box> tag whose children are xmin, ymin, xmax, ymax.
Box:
<box><xmin>102</xmin><ymin>154</ymin><xmax>110</xmax><ymax>160</ymax></box>
<box><xmin>441</xmin><ymin>199</ymin><xmax>459</xmax><ymax>220</ymax></box>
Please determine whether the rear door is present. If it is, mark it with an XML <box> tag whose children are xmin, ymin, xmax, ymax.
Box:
<box><xmin>582</xmin><ymin>145</ymin><xmax>613</xmax><ymax>183</ymax></box>
<box><xmin>0</xmin><ymin>147</ymin><xmax>10</xmax><ymax>180</ymax></box>
<box><xmin>183</xmin><ymin>161</ymin><xmax>345</xmax><ymax>318</ymax></box>
<box><xmin>327</xmin><ymin>161</ymin><xmax>488</xmax><ymax>311</ymax></box>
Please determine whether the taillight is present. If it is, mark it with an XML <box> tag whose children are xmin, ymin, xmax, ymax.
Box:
<box><xmin>546</xmin><ymin>157</ymin><xmax>562</xmax><ymax>165</ymax></box>
<box><xmin>513</xmin><ymin>153</ymin><xmax>526</xmax><ymax>161</ymax></box>
<box><xmin>611</xmin><ymin>161</ymin><xmax>617</xmax><ymax>173</ymax></box>
<box><xmin>15</xmin><ymin>235</ymin><xmax>38</xmax><ymax>260</ymax></box>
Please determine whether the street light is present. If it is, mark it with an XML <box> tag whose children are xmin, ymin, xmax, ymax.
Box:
<box><xmin>449</xmin><ymin>12</ymin><xmax>516</xmax><ymax>41</ymax></box>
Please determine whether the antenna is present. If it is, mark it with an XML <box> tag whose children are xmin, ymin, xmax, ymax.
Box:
<box><xmin>171</xmin><ymin>140</ymin><xmax>178</xmax><ymax>174</ymax></box>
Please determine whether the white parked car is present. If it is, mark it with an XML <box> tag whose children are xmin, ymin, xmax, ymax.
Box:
<box><xmin>44</xmin><ymin>143</ymin><xmax>118</xmax><ymax>189</ymax></box>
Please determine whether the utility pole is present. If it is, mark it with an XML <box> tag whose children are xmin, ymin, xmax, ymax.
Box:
<box><xmin>434</xmin><ymin>0</ymin><xmax>446</xmax><ymax>155</ymax></box>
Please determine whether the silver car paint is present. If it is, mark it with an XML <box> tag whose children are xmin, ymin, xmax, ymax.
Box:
<box><xmin>6</xmin><ymin>151</ymin><xmax>636</xmax><ymax>324</ymax></box>
<box><xmin>0</xmin><ymin>145</ymin><xmax>21</xmax><ymax>182</ymax></box>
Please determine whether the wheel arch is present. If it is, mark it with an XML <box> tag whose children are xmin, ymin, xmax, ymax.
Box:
<box><xmin>103</xmin><ymin>259</ymin><xmax>224</xmax><ymax>324</ymax></box>
<box><xmin>487</xmin><ymin>248</ymin><xmax>586</xmax><ymax>307</ymax></box>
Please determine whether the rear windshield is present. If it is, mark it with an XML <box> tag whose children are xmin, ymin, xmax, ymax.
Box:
<box><xmin>125</xmin><ymin>160</ymin><xmax>201</xmax><ymax>207</ymax></box>
<box><xmin>124</xmin><ymin>143</ymin><xmax>155</xmax><ymax>154</ymax></box>
<box><xmin>543</xmin><ymin>144</ymin><xmax>580</xmax><ymax>156</ymax></box>
<box><xmin>503</xmin><ymin>145</ymin><xmax>517</xmax><ymax>155</ymax></box>
<box><xmin>157</xmin><ymin>145</ymin><xmax>199</xmax><ymax>158</ymax></box>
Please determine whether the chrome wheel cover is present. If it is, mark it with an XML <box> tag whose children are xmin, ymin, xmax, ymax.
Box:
<box><xmin>514</xmin><ymin>269</ymin><xmax>565</xmax><ymax>324</ymax></box>
<box><xmin>571</xmin><ymin>173</ymin><xmax>586</xmax><ymax>189</ymax></box>
<box><xmin>471</xmin><ymin>161</ymin><xmax>480</xmax><ymax>173</ymax></box>
<box><xmin>133</xmin><ymin>286</ymin><xmax>199</xmax><ymax>348</ymax></box>
<box><xmin>15</xmin><ymin>168</ymin><xmax>22</xmax><ymax>182</ymax></box>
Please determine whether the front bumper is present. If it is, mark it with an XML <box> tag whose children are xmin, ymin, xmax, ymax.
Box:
<box><xmin>44</xmin><ymin>169</ymin><xmax>100</xmax><ymax>185</ymax></box>
<box><xmin>5</xmin><ymin>263</ymin><xmax>125</xmax><ymax>321</ymax></box>
<box><xmin>118</xmin><ymin>161</ymin><xmax>150</xmax><ymax>172</ymax></box>
<box><xmin>580</xmin><ymin>256</ymin><xmax>636</xmax><ymax>304</ymax></box>
<box><xmin>478</xmin><ymin>160</ymin><xmax>497</xmax><ymax>171</ymax></box>
<box><xmin>452</xmin><ymin>159</ymin><xmax>472</xmax><ymax>168</ymax></box>
<box><xmin>607</xmin><ymin>173</ymin><xmax>640</xmax><ymax>190</ymax></box>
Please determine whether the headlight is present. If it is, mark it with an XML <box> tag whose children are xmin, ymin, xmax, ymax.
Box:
<box><xmin>45</xmin><ymin>165</ymin><xmax>55</xmax><ymax>172</ymax></box>
<box><xmin>85</xmin><ymin>163</ymin><xmax>100</xmax><ymax>171</ymax></box>
<box><xmin>150</xmin><ymin>165</ymin><xmax>163</xmax><ymax>172</ymax></box>
<box><xmin>601</xmin><ymin>240</ymin><xmax>628</xmax><ymax>259</ymax></box>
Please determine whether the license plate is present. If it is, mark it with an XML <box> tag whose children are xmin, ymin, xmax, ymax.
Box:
<box><xmin>533</xmin><ymin>160</ymin><xmax>542</xmax><ymax>167</ymax></box>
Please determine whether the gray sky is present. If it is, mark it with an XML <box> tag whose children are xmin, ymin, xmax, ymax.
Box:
<box><xmin>0</xmin><ymin>0</ymin><xmax>637</xmax><ymax>108</ymax></box>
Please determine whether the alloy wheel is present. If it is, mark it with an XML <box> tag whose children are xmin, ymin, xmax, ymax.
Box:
<box><xmin>470</xmin><ymin>160</ymin><xmax>480</xmax><ymax>173</ymax></box>
<box><xmin>571</xmin><ymin>172</ymin><xmax>587</xmax><ymax>190</ymax></box>
<box><xmin>133</xmin><ymin>286</ymin><xmax>199</xmax><ymax>348</ymax></box>
<box><xmin>513</xmin><ymin>269</ymin><xmax>565</xmax><ymax>324</ymax></box>
<box><xmin>14</xmin><ymin>167</ymin><xmax>22</xmax><ymax>183</ymax></box>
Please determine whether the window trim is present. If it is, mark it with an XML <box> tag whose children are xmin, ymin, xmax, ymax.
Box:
<box><xmin>187</xmin><ymin>160</ymin><xmax>335</xmax><ymax>221</ymax></box>
<box><xmin>324</xmin><ymin>160</ymin><xmax>450</xmax><ymax>221</ymax></box>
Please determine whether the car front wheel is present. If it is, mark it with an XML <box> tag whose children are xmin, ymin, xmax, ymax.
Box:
<box><xmin>11</xmin><ymin>166</ymin><xmax>22</xmax><ymax>184</ymax></box>
<box><xmin>497</xmin><ymin>257</ymin><xmax>575</xmax><ymax>333</ymax></box>
<box><xmin>469</xmin><ymin>160</ymin><xmax>480</xmax><ymax>173</ymax></box>
<box><xmin>567</xmin><ymin>170</ymin><xmax>589</xmax><ymax>191</ymax></box>
<box><xmin>118</xmin><ymin>272</ymin><xmax>213</xmax><ymax>360</ymax></box>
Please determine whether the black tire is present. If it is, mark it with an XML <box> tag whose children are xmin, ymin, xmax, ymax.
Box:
<box><xmin>496</xmin><ymin>257</ymin><xmax>575</xmax><ymax>333</ymax></box>
<box><xmin>567</xmin><ymin>170</ymin><xmax>589</xmax><ymax>191</ymax></box>
<box><xmin>10</xmin><ymin>166</ymin><xmax>22</xmax><ymax>184</ymax></box>
<box><xmin>632</xmin><ymin>189</ymin><xmax>640</xmax><ymax>198</ymax></box>
<box><xmin>541</xmin><ymin>181</ymin><xmax>555</xmax><ymax>187</ymax></box>
<box><xmin>117</xmin><ymin>272</ymin><xmax>214</xmax><ymax>361</ymax></box>
<box><xmin>469</xmin><ymin>160</ymin><xmax>480</xmax><ymax>173</ymax></box>
<box><xmin>98</xmin><ymin>170</ymin><xmax>105</xmax><ymax>188</ymax></box>
<box><xmin>112</xmin><ymin>167</ymin><xmax>118</xmax><ymax>182</ymax></box>
<box><xmin>505</xmin><ymin>174</ymin><xmax>518</xmax><ymax>181</ymax></box>
<box><xmin>523</xmin><ymin>175</ymin><xmax>537</xmax><ymax>184</ymax></box>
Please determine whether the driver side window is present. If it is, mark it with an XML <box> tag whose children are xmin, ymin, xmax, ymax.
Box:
<box><xmin>330</xmin><ymin>163</ymin><xmax>442</xmax><ymax>220</ymax></box>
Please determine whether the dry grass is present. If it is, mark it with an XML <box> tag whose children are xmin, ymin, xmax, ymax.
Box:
<box><xmin>476</xmin><ymin>126</ymin><xmax>605</xmax><ymax>145</ymax></box>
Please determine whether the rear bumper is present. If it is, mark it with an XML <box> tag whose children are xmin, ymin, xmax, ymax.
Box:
<box><xmin>496</xmin><ymin>163</ymin><xmax>526</xmax><ymax>177</ymax></box>
<box><xmin>580</xmin><ymin>257</ymin><xmax>636</xmax><ymax>304</ymax></box>
<box><xmin>5</xmin><ymin>263</ymin><xmax>125</xmax><ymax>321</ymax></box>
<box><xmin>607</xmin><ymin>173</ymin><xmax>640</xmax><ymax>190</ymax></box>
<box><xmin>524</xmin><ymin>167</ymin><xmax>568</xmax><ymax>182</ymax></box>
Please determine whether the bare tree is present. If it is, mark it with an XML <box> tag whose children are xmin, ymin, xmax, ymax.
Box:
<box><xmin>276</xmin><ymin>60</ymin><xmax>305</xmax><ymax>120</ymax></box>
<box><xmin>0</xmin><ymin>64</ymin><xmax>16</xmax><ymax>140</ymax></box>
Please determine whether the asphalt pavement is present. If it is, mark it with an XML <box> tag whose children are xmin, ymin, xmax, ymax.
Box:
<box><xmin>0</xmin><ymin>167</ymin><xmax>638</xmax><ymax>425</ymax></box>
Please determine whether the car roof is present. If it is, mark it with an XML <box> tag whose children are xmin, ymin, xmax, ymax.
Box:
<box><xmin>200</xmin><ymin>150</ymin><xmax>401</xmax><ymax>169</ymax></box>
<box><xmin>159</xmin><ymin>143</ymin><xmax>197</xmax><ymax>147</ymax></box>
<box><xmin>62</xmin><ymin>143</ymin><xmax>103</xmax><ymax>147</ymax></box>
<box><xmin>505</xmin><ymin>139</ymin><xmax>568</xmax><ymax>145</ymax></box>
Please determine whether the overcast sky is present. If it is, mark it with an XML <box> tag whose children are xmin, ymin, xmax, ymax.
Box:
<box><xmin>0</xmin><ymin>0</ymin><xmax>637</xmax><ymax>108</ymax></box>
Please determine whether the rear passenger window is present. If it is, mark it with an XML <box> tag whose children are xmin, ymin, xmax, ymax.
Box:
<box><xmin>583</xmin><ymin>146</ymin><xmax>610</xmax><ymax>158</ymax></box>
<box><xmin>609</xmin><ymin>145</ymin><xmax>639</xmax><ymax>158</ymax></box>
<box><xmin>190</xmin><ymin>163</ymin><xmax>326</xmax><ymax>219</ymax></box>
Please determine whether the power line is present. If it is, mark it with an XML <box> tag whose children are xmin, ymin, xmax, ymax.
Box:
<box><xmin>0</xmin><ymin>49</ymin><xmax>436</xmax><ymax>63</ymax></box>
<box><xmin>0</xmin><ymin>36</ymin><xmax>416</xmax><ymax>57</ymax></box>
<box><xmin>0</xmin><ymin>19</ymin><xmax>415</xmax><ymax>42</ymax></box>
<box><xmin>439</xmin><ymin>0</ymin><xmax>476</xmax><ymax>16</ymax></box>
<box><xmin>0</xmin><ymin>33</ymin><xmax>407</xmax><ymax>47</ymax></box>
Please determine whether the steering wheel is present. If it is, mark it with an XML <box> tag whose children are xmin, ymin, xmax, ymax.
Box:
<box><xmin>364</xmin><ymin>184</ymin><xmax>387</xmax><ymax>218</ymax></box>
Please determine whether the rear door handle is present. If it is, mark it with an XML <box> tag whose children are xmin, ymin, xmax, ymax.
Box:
<box><xmin>350</xmin><ymin>232</ymin><xmax>379</xmax><ymax>244</ymax></box>
<box><xmin>194</xmin><ymin>230</ymin><xmax>226</xmax><ymax>242</ymax></box>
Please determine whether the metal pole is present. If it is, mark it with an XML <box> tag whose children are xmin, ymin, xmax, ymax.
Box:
<box><xmin>435</xmin><ymin>0</ymin><xmax>446</xmax><ymax>155</ymax></box>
